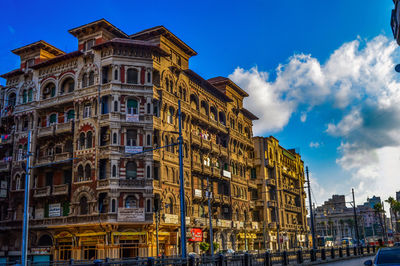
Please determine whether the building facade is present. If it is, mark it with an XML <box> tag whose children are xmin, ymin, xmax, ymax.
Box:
<box><xmin>0</xmin><ymin>19</ymin><xmax>266</xmax><ymax>262</ymax></box>
<box><xmin>253</xmin><ymin>136</ymin><xmax>308</xmax><ymax>250</ymax></box>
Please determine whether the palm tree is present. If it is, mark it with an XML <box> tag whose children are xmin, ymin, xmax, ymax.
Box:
<box><xmin>373</xmin><ymin>203</ymin><xmax>386</xmax><ymax>241</ymax></box>
<box><xmin>393</xmin><ymin>201</ymin><xmax>400</xmax><ymax>232</ymax></box>
<box><xmin>339</xmin><ymin>219</ymin><xmax>345</xmax><ymax>239</ymax></box>
<box><xmin>346</xmin><ymin>219</ymin><xmax>354</xmax><ymax>239</ymax></box>
<box><xmin>386</xmin><ymin>197</ymin><xmax>400</xmax><ymax>233</ymax></box>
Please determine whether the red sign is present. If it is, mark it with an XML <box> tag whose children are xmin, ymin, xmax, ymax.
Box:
<box><xmin>189</xmin><ymin>228</ymin><xmax>203</xmax><ymax>242</ymax></box>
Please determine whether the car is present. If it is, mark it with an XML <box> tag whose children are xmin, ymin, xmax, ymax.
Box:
<box><xmin>364</xmin><ymin>247</ymin><xmax>400</xmax><ymax>266</ymax></box>
<box><xmin>394</xmin><ymin>242</ymin><xmax>400</xmax><ymax>247</ymax></box>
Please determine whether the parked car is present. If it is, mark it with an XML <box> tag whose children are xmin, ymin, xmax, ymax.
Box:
<box><xmin>364</xmin><ymin>247</ymin><xmax>400</xmax><ymax>266</ymax></box>
<box><xmin>393</xmin><ymin>242</ymin><xmax>400</xmax><ymax>247</ymax></box>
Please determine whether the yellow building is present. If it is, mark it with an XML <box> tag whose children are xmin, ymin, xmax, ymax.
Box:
<box><xmin>253</xmin><ymin>136</ymin><xmax>308</xmax><ymax>250</ymax></box>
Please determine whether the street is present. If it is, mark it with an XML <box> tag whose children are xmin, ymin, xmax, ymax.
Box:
<box><xmin>323</xmin><ymin>256</ymin><xmax>375</xmax><ymax>266</ymax></box>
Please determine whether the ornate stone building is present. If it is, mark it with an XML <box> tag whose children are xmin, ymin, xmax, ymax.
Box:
<box><xmin>253</xmin><ymin>136</ymin><xmax>308</xmax><ymax>250</ymax></box>
<box><xmin>0</xmin><ymin>19</ymin><xmax>261</xmax><ymax>262</ymax></box>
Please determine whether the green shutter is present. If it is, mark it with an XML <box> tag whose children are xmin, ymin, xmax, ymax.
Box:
<box><xmin>62</xmin><ymin>202</ymin><xmax>70</xmax><ymax>216</ymax></box>
<box><xmin>28</xmin><ymin>89</ymin><xmax>33</xmax><ymax>102</ymax></box>
<box><xmin>67</xmin><ymin>110</ymin><xmax>75</xmax><ymax>120</ymax></box>
<box><xmin>44</xmin><ymin>203</ymin><xmax>49</xmax><ymax>218</ymax></box>
<box><xmin>23</xmin><ymin>90</ymin><xmax>27</xmax><ymax>103</ymax></box>
<box><xmin>127</xmin><ymin>99</ymin><xmax>138</xmax><ymax>108</ymax></box>
<box><xmin>51</xmin><ymin>87</ymin><xmax>56</xmax><ymax>97</ymax></box>
<box><xmin>50</xmin><ymin>114</ymin><xmax>57</xmax><ymax>123</ymax></box>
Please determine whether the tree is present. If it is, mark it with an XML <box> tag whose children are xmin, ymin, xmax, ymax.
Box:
<box><xmin>213</xmin><ymin>241</ymin><xmax>220</xmax><ymax>251</ymax></box>
<box><xmin>339</xmin><ymin>219</ymin><xmax>345</xmax><ymax>238</ymax></box>
<box><xmin>199</xmin><ymin>242</ymin><xmax>210</xmax><ymax>253</ymax></box>
<box><xmin>346</xmin><ymin>219</ymin><xmax>354</xmax><ymax>238</ymax></box>
<box><xmin>386</xmin><ymin>197</ymin><xmax>400</xmax><ymax>233</ymax></box>
<box><xmin>373</xmin><ymin>203</ymin><xmax>386</xmax><ymax>241</ymax></box>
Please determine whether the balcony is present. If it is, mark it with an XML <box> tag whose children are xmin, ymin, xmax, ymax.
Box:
<box><xmin>201</xmin><ymin>139</ymin><xmax>211</xmax><ymax>150</ymax></box>
<box><xmin>119</xmin><ymin>179</ymin><xmax>152</xmax><ymax>189</ymax></box>
<box><xmin>211</xmin><ymin>167</ymin><xmax>221</xmax><ymax>178</ymax></box>
<box><xmin>284</xmin><ymin>203</ymin><xmax>302</xmax><ymax>213</ymax></box>
<box><xmin>192</xmin><ymin>161</ymin><xmax>202</xmax><ymax>172</ymax></box>
<box><xmin>37</xmin><ymin>123</ymin><xmax>73</xmax><ymax>138</ymax></box>
<box><xmin>52</xmin><ymin>184</ymin><xmax>69</xmax><ymax>196</ymax></box>
<box><xmin>36</xmin><ymin>153</ymin><xmax>72</xmax><ymax>166</ymax></box>
<box><xmin>211</xmin><ymin>143</ymin><xmax>220</xmax><ymax>154</ymax></box>
<box><xmin>282</xmin><ymin>184</ymin><xmax>300</xmax><ymax>194</ymax></box>
<box><xmin>30</xmin><ymin>213</ymin><xmax>120</xmax><ymax>227</ymax></box>
<box><xmin>266</xmin><ymin>178</ymin><xmax>276</xmax><ymax>186</ymax></box>
<box><xmin>38</xmin><ymin>93</ymin><xmax>74</xmax><ymax>109</ymax></box>
<box><xmin>202</xmin><ymin>165</ymin><xmax>212</xmax><ymax>176</ymax></box>
<box><xmin>191</xmin><ymin>134</ymin><xmax>201</xmax><ymax>147</ymax></box>
<box><xmin>0</xmin><ymin>161</ymin><xmax>10</xmax><ymax>172</ymax></box>
<box><xmin>33</xmin><ymin>186</ymin><xmax>51</xmax><ymax>198</ymax></box>
<box><xmin>217</xmin><ymin>219</ymin><xmax>232</xmax><ymax>228</ymax></box>
<box><xmin>163</xmin><ymin>151</ymin><xmax>178</xmax><ymax>164</ymax></box>
<box><xmin>220</xmin><ymin>146</ymin><xmax>228</xmax><ymax>157</ymax></box>
<box><xmin>267</xmin><ymin>200</ymin><xmax>277</xmax><ymax>208</ymax></box>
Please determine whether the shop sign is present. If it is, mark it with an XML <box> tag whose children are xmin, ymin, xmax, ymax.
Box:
<box><xmin>49</xmin><ymin>203</ymin><xmax>61</xmax><ymax>217</ymax></box>
<box><xmin>238</xmin><ymin>233</ymin><xmax>257</xmax><ymax>239</ymax></box>
<box><xmin>164</xmin><ymin>213</ymin><xmax>179</xmax><ymax>224</ymax></box>
<box><xmin>222</xmin><ymin>170</ymin><xmax>231</xmax><ymax>178</ymax></box>
<box><xmin>117</xmin><ymin>208</ymin><xmax>145</xmax><ymax>222</ymax></box>
<box><xmin>31</xmin><ymin>247</ymin><xmax>51</xmax><ymax>255</ymax></box>
<box><xmin>194</xmin><ymin>189</ymin><xmax>202</xmax><ymax>198</ymax></box>
<box><xmin>185</xmin><ymin>216</ymin><xmax>191</xmax><ymax>225</ymax></box>
<box><xmin>125</xmin><ymin>146</ymin><xmax>143</xmax><ymax>154</ymax></box>
<box><xmin>188</xmin><ymin>228</ymin><xmax>203</xmax><ymax>242</ymax></box>
<box><xmin>126</xmin><ymin>114</ymin><xmax>139</xmax><ymax>122</ymax></box>
<box><xmin>35</xmin><ymin>208</ymin><xmax>44</xmax><ymax>219</ymax></box>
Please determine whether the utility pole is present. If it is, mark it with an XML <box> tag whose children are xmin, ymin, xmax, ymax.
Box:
<box><xmin>352</xmin><ymin>188</ymin><xmax>360</xmax><ymax>246</ymax></box>
<box><xmin>21</xmin><ymin>131</ymin><xmax>31</xmax><ymax>266</ymax></box>
<box><xmin>306</xmin><ymin>166</ymin><xmax>317</xmax><ymax>250</ymax></box>
<box><xmin>177</xmin><ymin>100</ymin><xmax>187</xmax><ymax>258</ymax></box>
<box><xmin>206</xmin><ymin>176</ymin><xmax>214</xmax><ymax>255</ymax></box>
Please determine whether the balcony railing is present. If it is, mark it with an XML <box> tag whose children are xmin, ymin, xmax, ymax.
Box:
<box><xmin>52</xmin><ymin>184</ymin><xmax>69</xmax><ymax>196</ymax></box>
<box><xmin>201</xmin><ymin>139</ymin><xmax>211</xmax><ymax>150</ymax></box>
<box><xmin>191</xmin><ymin>134</ymin><xmax>201</xmax><ymax>146</ymax></box>
<box><xmin>220</xmin><ymin>146</ymin><xmax>228</xmax><ymax>157</ymax></box>
<box><xmin>33</xmin><ymin>186</ymin><xmax>51</xmax><ymax>198</ymax></box>
<box><xmin>284</xmin><ymin>203</ymin><xmax>302</xmax><ymax>213</ymax></box>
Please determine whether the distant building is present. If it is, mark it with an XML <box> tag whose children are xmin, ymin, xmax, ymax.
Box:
<box><xmin>396</xmin><ymin>191</ymin><xmax>400</xmax><ymax>202</ymax></box>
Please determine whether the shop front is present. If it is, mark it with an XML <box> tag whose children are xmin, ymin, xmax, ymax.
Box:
<box><xmin>237</xmin><ymin>233</ymin><xmax>257</xmax><ymax>250</ymax></box>
<box><xmin>31</xmin><ymin>247</ymin><xmax>51</xmax><ymax>264</ymax></box>
<box><xmin>77</xmin><ymin>232</ymin><xmax>106</xmax><ymax>260</ymax></box>
<box><xmin>54</xmin><ymin>232</ymin><xmax>74</xmax><ymax>261</ymax></box>
<box><xmin>112</xmin><ymin>232</ymin><xmax>148</xmax><ymax>258</ymax></box>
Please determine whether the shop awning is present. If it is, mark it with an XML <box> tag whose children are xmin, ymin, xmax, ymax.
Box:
<box><xmin>76</xmin><ymin>232</ymin><xmax>106</xmax><ymax>237</ymax></box>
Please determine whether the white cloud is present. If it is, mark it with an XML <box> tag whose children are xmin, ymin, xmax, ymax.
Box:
<box><xmin>309</xmin><ymin>142</ymin><xmax>321</xmax><ymax>148</ymax></box>
<box><xmin>230</xmin><ymin>35</ymin><xmax>400</xmax><ymax>205</ymax></box>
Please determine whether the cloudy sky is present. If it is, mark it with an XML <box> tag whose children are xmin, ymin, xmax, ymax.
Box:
<box><xmin>0</xmin><ymin>0</ymin><xmax>398</xmax><ymax>207</ymax></box>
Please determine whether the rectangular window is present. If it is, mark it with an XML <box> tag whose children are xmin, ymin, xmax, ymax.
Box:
<box><xmin>127</xmin><ymin>99</ymin><xmax>138</xmax><ymax>115</ymax></box>
<box><xmin>127</xmin><ymin>129</ymin><xmax>137</xmax><ymax>146</ymax></box>
<box><xmin>83</xmin><ymin>105</ymin><xmax>91</xmax><ymax>118</ymax></box>
<box><xmin>85</xmin><ymin>39</ymin><xmax>95</xmax><ymax>51</ymax></box>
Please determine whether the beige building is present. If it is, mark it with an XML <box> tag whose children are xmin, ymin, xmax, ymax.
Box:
<box><xmin>0</xmin><ymin>19</ymin><xmax>263</xmax><ymax>262</ymax></box>
<box><xmin>253</xmin><ymin>136</ymin><xmax>308</xmax><ymax>250</ymax></box>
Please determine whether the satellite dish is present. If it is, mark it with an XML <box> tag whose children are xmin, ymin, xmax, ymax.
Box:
<box><xmin>395</xmin><ymin>64</ymin><xmax>400</xmax><ymax>73</ymax></box>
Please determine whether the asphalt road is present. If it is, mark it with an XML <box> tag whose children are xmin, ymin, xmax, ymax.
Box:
<box><xmin>323</xmin><ymin>256</ymin><xmax>375</xmax><ymax>266</ymax></box>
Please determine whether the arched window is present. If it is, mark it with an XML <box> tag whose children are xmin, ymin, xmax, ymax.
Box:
<box><xmin>113</xmin><ymin>133</ymin><xmax>117</xmax><ymax>144</ymax></box>
<box><xmin>168</xmin><ymin>198</ymin><xmax>174</xmax><ymax>214</ymax></box>
<box><xmin>182</xmin><ymin>89</ymin><xmax>186</xmax><ymax>101</ymax></box>
<box><xmin>169</xmin><ymin>80</ymin><xmax>174</xmax><ymax>93</ymax></box>
<box><xmin>61</xmin><ymin>77</ymin><xmax>75</xmax><ymax>94</ymax></box>
<box><xmin>147</xmin><ymin>72</ymin><xmax>151</xmax><ymax>83</ymax></box>
<box><xmin>125</xmin><ymin>196</ymin><xmax>137</xmax><ymax>208</ymax></box>
<box><xmin>84</xmin><ymin>164</ymin><xmax>91</xmax><ymax>180</ymax></box>
<box><xmin>8</xmin><ymin>92</ymin><xmax>16</xmax><ymax>107</ymax></box>
<box><xmin>165</xmin><ymin>77</ymin><xmax>169</xmax><ymax>91</ymax></box>
<box><xmin>88</xmin><ymin>71</ymin><xmax>95</xmax><ymax>86</ymax></box>
<box><xmin>126</xmin><ymin>161</ymin><xmax>137</xmax><ymax>179</ymax></box>
<box><xmin>146</xmin><ymin>165</ymin><xmax>151</xmax><ymax>178</ymax></box>
<box><xmin>127</xmin><ymin>99</ymin><xmax>138</xmax><ymax>115</ymax></box>
<box><xmin>167</xmin><ymin>107</ymin><xmax>174</xmax><ymax>124</ymax></box>
<box><xmin>154</xmin><ymin>166</ymin><xmax>159</xmax><ymax>180</ymax></box>
<box><xmin>77</xmin><ymin>165</ymin><xmax>84</xmax><ymax>181</ymax></box>
<box><xmin>164</xmin><ymin>136</ymin><xmax>169</xmax><ymax>152</ymax></box>
<box><xmin>86</xmin><ymin>131</ymin><xmax>92</xmax><ymax>149</ymax></box>
<box><xmin>114</xmin><ymin>101</ymin><xmax>118</xmax><ymax>112</ymax></box>
<box><xmin>38</xmin><ymin>234</ymin><xmax>53</xmax><ymax>247</ymax></box>
<box><xmin>28</xmin><ymin>88</ymin><xmax>33</xmax><ymax>102</ymax></box>
<box><xmin>146</xmin><ymin>199</ymin><xmax>151</xmax><ymax>212</ymax></box>
<box><xmin>200</xmin><ymin>101</ymin><xmax>208</xmax><ymax>115</ymax></box>
<box><xmin>64</xmin><ymin>139</ymin><xmax>73</xmax><ymax>153</ymax></box>
<box><xmin>15</xmin><ymin>174</ymin><xmax>21</xmax><ymax>190</ymax></box>
<box><xmin>147</xmin><ymin>103</ymin><xmax>151</xmax><ymax>114</ymax></box>
<box><xmin>80</xmin><ymin>196</ymin><xmax>88</xmax><ymax>215</ymax></box>
<box><xmin>210</xmin><ymin>107</ymin><xmax>217</xmax><ymax>121</ymax></box>
<box><xmin>146</xmin><ymin>134</ymin><xmax>151</xmax><ymax>146</ymax></box>
<box><xmin>114</xmin><ymin>69</ymin><xmax>118</xmax><ymax>80</ymax></box>
<box><xmin>219</xmin><ymin>112</ymin><xmax>226</xmax><ymax>125</ymax></box>
<box><xmin>42</xmin><ymin>83</ymin><xmax>56</xmax><ymax>99</ymax></box>
<box><xmin>190</xmin><ymin>95</ymin><xmax>198</xmax><ymax>110</ymax></box>
<box><xmin>170</xmin><ymin>137</ymin><xmax>175</xmax><ymax>153</ymax></box>
<box><xmin>49</xmin><ymin>113</ymin><xmax>57</xmax><ymax>125</ymax></box>
<box><xmin>82</xmin><ymin>73</ymin><xmax>88</xmax><ymax>88</ymax></box>
<box><xmin>79</xmin><ymin>132</ymin><xmax>85</xmax><ymax>149</ymax></box>
<box><xmin>127</xmin><ymin>68</ymin><xmax>138</xmax><ymax>84</ymax></box>
<box><xmin>22</xmin><ymin>90</ymin><xmax>27</xmax><ymax>103</ymax></box>
<box><xmin>112</xmin><ymin>165</ymin><xmax>117</xmax><ymax>177</ymax></box>
<box><xmin>111</xmin><ymin>199</ymin><xmax>116</xmax><ymax>212</ymax></box>
<box><xmin>184</xmin><ymin>143</ymin><xmax>188</xmax><ymax>158</ymax></box>
<box><xmin>66</xmin><ymin>109</ymin><xmax>75</xmax><ymax>121</ymax></box>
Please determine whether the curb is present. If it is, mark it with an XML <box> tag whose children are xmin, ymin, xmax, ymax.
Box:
<box><xmin>298</xmin><ymin>253</ymin><xmax>375</xmax><ymax>265</ymax></box>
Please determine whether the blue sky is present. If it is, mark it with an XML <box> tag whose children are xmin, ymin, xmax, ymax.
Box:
<box><xmin>0</xmin><ymin>0</ymin><xmax>398</xmax><ymax>205</ymax></box>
